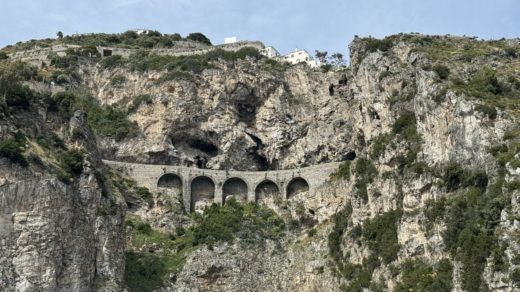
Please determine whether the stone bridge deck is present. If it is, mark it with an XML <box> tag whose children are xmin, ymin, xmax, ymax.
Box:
<box><xmin>103</xmin><ymin>160</ymin><xmax>341</xmax><ymax>212</ymax></box>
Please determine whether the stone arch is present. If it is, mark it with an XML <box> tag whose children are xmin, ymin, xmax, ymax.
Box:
<box><xmin>255</xmin><ymin>180</ymin><xmax>279</xmax><ymax>202</ymax></box>
<box><xmin>157</xmin><ymin>173</ymin><xmax>183</xmax><ymax>189</ymax></box>
<box><xmin>190</xmin><ymin>176</ymin><xmax>215</xmax><ymax>212</ymax></box>
<box><xmin>286</xmin><ymin>177</ymin><xmax>309</xmax><ymax>198</ymax></box>
<box><xmin>223</xmin><ymin>177</ymin><xmax>248</xmax><ymax>203</ymax></box>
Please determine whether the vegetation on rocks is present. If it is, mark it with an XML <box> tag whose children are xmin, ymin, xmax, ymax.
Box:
<box><xmin>48</xmin><ymin>90</ymin><xmax>139</xmax><ymax>141</ymax></box>
<box><xmin>125</xmin><ymin>200</ymin><xmax>285</xmax><ymax>291</ymax></box>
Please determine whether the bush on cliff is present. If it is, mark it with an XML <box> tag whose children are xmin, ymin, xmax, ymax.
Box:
<box><xmin>0</xmin><ymin>137</ymin><xmax>27</xmax><ymax>166</ymax></box>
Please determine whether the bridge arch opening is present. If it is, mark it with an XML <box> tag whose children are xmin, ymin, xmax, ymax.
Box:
<box><xmin>191</xmin><ymin>176</ymin><xmax>215</xmax><ymax>212</ymax></box>
<box><xmin>223</xmin><ymin>177</ymin><xmax>248</xmax><ymax>203</ymax></box>
<box><xmin>157</xmin><ymin>173</ymin><xmax>183</xmax><ymax>189</ymax></box>
<box><xmin>255</xmin><ymin>180</ymin><xmax>279</xmax><ymax>202</ymax></box>
<box><xmin>287</xmin><ymin>177</ymin><xmax>309</xmax><ymax>198</ymax></box>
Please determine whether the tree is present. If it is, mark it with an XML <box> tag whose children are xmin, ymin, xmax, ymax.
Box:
<box><xmin>187</xmin><ymin>33</ymin><xmax>212</xmax><ymax>45</ymax></box>
<box><xmin>315</xmin><ymin>50</ymin><xmax>328</xmax><ymax>64</ymax></box>
<box><xmin>331</xmin><ymin>52</ymin><xmax>345</xmax><ymax>66</ymax></box>
<box><xmin>56</xmin><ymin>31</ymin><xmax>64</xmax><ymax>39</ymax></box>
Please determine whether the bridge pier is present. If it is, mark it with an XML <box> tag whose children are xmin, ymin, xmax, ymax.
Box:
<box><xmin>214</xmin><ymin>184</ymin><xmax>223</xmax><ymax>206</ymax></box>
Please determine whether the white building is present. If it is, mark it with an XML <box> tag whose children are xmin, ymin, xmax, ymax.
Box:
<box><xmin>282</xmin><ymin>49</ymin><xmax>317</xmax><ymax>68</ymax></box>
<box><xmin>224</xmin><ymin>37</ymin><xmax>238</xmax><ymax>44</ymax></box>
<box><xmin>134</xmin><ymin>29</ymin><xmax>152</xmax><ymax>35</ymax></box>
<box><xmin>260</xmin><ymin>46</ymin><xmax>280</xmax><ymax>58</ymax></box>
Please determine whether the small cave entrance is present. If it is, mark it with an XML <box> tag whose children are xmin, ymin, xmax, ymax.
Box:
<box><xmin>343</xmin><ymin>151</ymin><xmax>357</xmax><ymax>161</ymax></box>
<box><xmin>191</xmin><ymin>176</ymin><xmax>215</xmax><ymax>212</ymax></box>
<box><xmin>255</xmin><ymin>180</ymin><xmax>279</xmax><ymax>202</ymax></box>
<box><xmin>188</xmin><ymin>139</ymin><xmax>218</xmax><ymax>156</ymax></box>
<box><xmin>102</xmin><ymin>49</ymin><xmax>112</xmax><ymax>57</ymax></box>
<box><xmin>223</xmin><ymin>178</ymin><xmax>248</xmax><ymax>203</ymax></box>
<box><xmin>231</xmin><ymin>83</ymin><xmax>261</xmax><ymax>125</ymax></box>
<box><xmin>157</xmin><ymin>173</ymin><xmax>183</xmax><ymax>190</ymax></box>
<box><xmin>287</xmin><ymin>178</ymin><xmax>309</xmax><ymax>198</ymax></box>
<box><xmin>246</xmin><ymin>132</ymin><xmax>270</xmax><ymax>171</ymax></box>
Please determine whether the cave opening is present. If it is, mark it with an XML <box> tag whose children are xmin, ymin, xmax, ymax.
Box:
<box><xmin>188</xmin><ymin>139</ymin><xmax>218</xmax><ymax>156</ymax></box>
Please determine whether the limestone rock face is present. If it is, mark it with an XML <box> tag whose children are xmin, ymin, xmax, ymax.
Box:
<box><xmin>2</xmin><ymin>34</ymin><xmax>520</xmax><ymax>291</ymax></box>
<box><xmin>84</xmin><ymin>61</ymin><xmax>356</xmax><ymax>170</ymax></box>
<box><xmin>0</xmin><ymin>112</ymin><xmax>125</xmax><ymax>292</ymax></box>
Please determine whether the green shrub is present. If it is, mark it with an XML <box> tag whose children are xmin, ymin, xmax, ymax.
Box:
<box><xmin>392</xmin><ymin>111</ymin><xmax>416</xmax><ymax>135</ymax></box>
<box><xmin>110</xmin><ymin>74</ymin><xmax>127</xmax><ymax>86</ymax></box>
<box><xmin>87</xmin><ymin>105</ymin><xmax>139</xmax><ymax>141</ymax></box>
<box><xmin>135</xmin><ymin>186</ymin><xmax>153</xmax><ymax>207</ymax></box>
<box><xmin>128</xmin><ymin>94</ymin><xmax>153</xmax><ymax>113</ymax></box>
<box><xmin>474</xmin><ymin>104</ymin><xmax>497</xmax><ymax>120</ymax></box>
<box><xmin>442</xmin><ymin>184</ymin><xmax>509</xmax><ymax>291</ymax></box>
<box><xmin>370</xmin><ymin>133</ymin><xmax>392</xmax><ymax>159</ymax></box>
<box><xmin>364</xmin><ymin>38</ymin><xmax>394</xmax><ymax>53</ymax></box>
<box><xmin>186</xmin><ymin>32</ymin><xmax>211</xmax><ymax>45</ymax></box>
<box><xmin>192</xmin><ymin>199</ymin><xmax>285</xmax><ymax>245</ymax></box>
<box><xmin>328</xmin><ymin>204</ymin><xmax>353</xmax><ymax>273</ymax></box>
<box><xmin>354</xmin><ymin>158</ymin><xmax>378</xmax><ymax>203</ymax></box>
<box><xmin>424</xmin><ymin>197</ymin><xmax>447</xmax><ymax>226</ymax></box>
<box><xmin>262</xmin><ymin>58</ymin><xmax>287</xmax><ymax>73</ymax></box>
<box><xmin>58</xmin><ymin>150</ymin><xmax>83</xmax><ymax>183</ymax></box>
<box><xmin>362</xmin><ymin>209</ymin><xmax>402</xmax><ymax>264</ymax></box>
<box><xmin>433</xmin><ymin>64</ymin><xmax>450</xmax><ymax>80</ymax></box>
<box><xmin>0</xmin><ymin>138</ymin><xmax>27</xmax><ymax>166</ymax></box>
<box><xmin>394</xmin><ymin>259</ymin><xmax>453</xmax><ymax>292</ymax></box>
<box><xmin>378</xmin><ymin>70</ymin><xmax>391</xmax><ymax>82</ymax></box>
<box><xmin>234</xmin><ymin>47</ymin><xmax>262</xmax><ymax>60</ymax></box>
<box><xmin>330</xmin><ymin>161</ymin><xmax>351</xmax><ymax>180</ymax></box>
<box><xmin>442</xmin><ymin>162</ymin><xmax>488</xmax><ymax>192</ymax></box>
<box><xmin>125</xmin><ymin>251</ymin><xmax>168</xmax><ymax>292</ymax></box>
<box><xmin>100</xmin><ymin>55</ymin><xmax>124</xmax><ymax>69</ymax></box>
<box><xmin>511</xmin><ymin>268</ymin><xmax>520</xmax><ymax>287</ymax></box>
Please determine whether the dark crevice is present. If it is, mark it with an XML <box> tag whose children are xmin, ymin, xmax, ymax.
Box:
<box><xmin>344</xmin><ymin>151</ymin><xmax>357</xmax><ymax>161</ymax></box>
<box><xmin>188</xmin><ymin>139</ymin><xmax>218</xmax><ymax>156</ymax></box>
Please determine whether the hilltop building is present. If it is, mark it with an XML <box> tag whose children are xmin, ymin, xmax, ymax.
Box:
<box><xmin>280</xmin><ymin>49</ymin><xmax>317</xmax><ymax>67</ymax></box>
<box><xmin>224</xmin><ymin>37</ymin><xmax>238</xmax><ymax>44</ymax></box>
<box><xmin>260</xmin><ymin>46</ymin><xmax>280</xmax><ymax>58</ymax></box>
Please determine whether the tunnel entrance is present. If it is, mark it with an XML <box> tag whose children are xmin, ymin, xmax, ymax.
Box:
<box><xmin>191</xmin><ymin>176</ymin><xmax>215</xmax><ymax>212</ymax></box>
<box><xmin>255</xmin><ymin>180</ymin><xmax>279</xmax><ymax>202</ymax></box>
<box><xmin>223</xmin><ymin>178</ymin><xmax>248</xmax><ymax>203</ymax></box>
<box><xmin>287</xmin><ymin>178</ymin><xmax>309</xmax><ymax>198</ymax></box>
<box><xmin>157</xmin><ymin>173</ymin><xmax>182</xmax><ymax>189</ymax></box>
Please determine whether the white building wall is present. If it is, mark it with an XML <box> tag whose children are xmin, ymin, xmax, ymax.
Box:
<box><xmin>224</xmin><ymin>37</ymin><xmax>238</xmax><ymax>44</ymax></box>
<box><xmin>260</xmin><ymin>46</ymin><xmax>280</xmax><ymax>58</ymax></box>
<box><xmin>284</xmin><ymin>49</ymin><xmax>317</xmax><ymax>67</ymax></box>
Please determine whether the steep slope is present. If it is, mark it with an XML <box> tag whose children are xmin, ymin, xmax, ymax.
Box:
<box><xmin>0</xmin><ymin>33</ymin><xmax>519</xmax><ymax>291</ymax></box>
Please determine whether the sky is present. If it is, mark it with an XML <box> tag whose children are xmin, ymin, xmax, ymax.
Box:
<box><xmin>1</xmin><ymin>0</ymin><xmax>519</xmax><ymax>57</ymax></box>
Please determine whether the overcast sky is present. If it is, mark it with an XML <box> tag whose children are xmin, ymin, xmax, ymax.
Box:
<box><xmin>1</xmin><ymin>0</ymin><xmax>518</xmax><ymax>56</ymax></box>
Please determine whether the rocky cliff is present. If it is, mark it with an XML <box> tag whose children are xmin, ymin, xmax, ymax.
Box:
<box><xmin>1</xmin><ymin>32</ymin><xmax>519</xmax><ymax>291</ymax></box>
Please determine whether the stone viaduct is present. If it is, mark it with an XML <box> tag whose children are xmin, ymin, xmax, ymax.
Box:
<box><xmin>103</xmin><ymin>160</ymin><xmax>341</xmax><ymax>212</ymax></box>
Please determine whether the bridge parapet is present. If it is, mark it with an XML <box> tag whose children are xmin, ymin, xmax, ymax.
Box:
<box><xmin>103</xmin><ymin>160</ymin><xmax>341</xmax><ymax>212</ymax></box>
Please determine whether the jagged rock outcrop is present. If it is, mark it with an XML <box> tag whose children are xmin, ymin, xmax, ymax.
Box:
<box><xmin>0</xmin><ymin>111</ymin><xmax>126</xmax><ymax>291</ymax></box>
